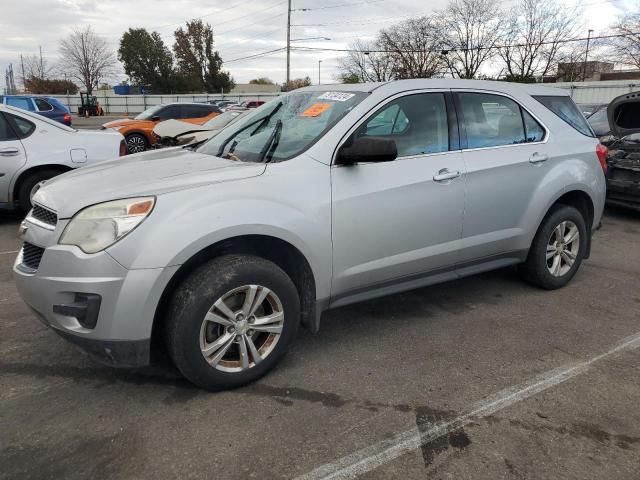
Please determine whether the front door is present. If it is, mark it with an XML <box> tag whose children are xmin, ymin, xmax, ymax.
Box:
<box><xmin>0</xmin><ymin>112</ymin><xmax>28</xmax><ymax>203</ymax></box>
<box><xmin>331</xmin><ymin>91</ymin><xmax>465</xmax><ymax>305</ymax></box>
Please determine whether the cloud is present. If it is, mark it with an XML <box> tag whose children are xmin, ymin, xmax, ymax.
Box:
<box><xmin>0</xmin><ymin>0</ymin><xmax>622</xmax><ymax>90</ymax></box>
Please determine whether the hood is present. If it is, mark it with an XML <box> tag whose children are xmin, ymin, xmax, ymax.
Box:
<box><xmin>607</xmin><ymin>91</ymin><xmax>640</xmax><ymax>138</ymax></box>
<box><xmin>33</xmin><ymin>148</ymin><xmax>266</xmax><ymax>218</ymax></box>
<box><xmin>175</xmin><ymin>130</ymin><xmax>220</xmax><ymax>146</ymax></box>
<box><xmin>153</xmin><ymin>119</ymin><xmax>212</xmax><ymax>139</ymax></box>
<box><xmin>102</xmin><ymin>118</ymin><xmax>151</xmax><ymax>129</ymax></box>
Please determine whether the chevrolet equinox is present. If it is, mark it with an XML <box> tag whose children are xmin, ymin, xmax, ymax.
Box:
<box><xmin>14</xmin><ymin>80</ymin><xmax>607</xmax><ymax>390</ymax></box>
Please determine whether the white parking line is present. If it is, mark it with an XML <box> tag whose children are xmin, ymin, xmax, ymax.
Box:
<box><xmin>0</xmin><ymin>250</ymin><xmax>18</xmax><ymax>255</ymax></box>
<box><xmin>295</xmin><ymin>332</ymin><xmax>640</xmax><ymax>480</ymax></box>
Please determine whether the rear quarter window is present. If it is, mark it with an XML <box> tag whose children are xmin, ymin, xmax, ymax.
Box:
<box><xmin>534</xmin><ymin>95</ymin><xmax>595</xmax><ymax>137</ymax></box>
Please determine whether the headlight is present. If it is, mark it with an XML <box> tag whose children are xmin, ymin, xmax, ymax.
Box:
<box><xmin>59</xmin><ymin>197</ymin><xmax>155</xmax><ymax>253</ymax></box>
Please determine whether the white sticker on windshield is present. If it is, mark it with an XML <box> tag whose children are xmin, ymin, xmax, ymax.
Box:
<box><xmin>318</xmin><ymin>92</ymin><xmax>356</xmax><ymax>102</ymax></box>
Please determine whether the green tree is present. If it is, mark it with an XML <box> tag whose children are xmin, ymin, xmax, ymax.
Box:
<box><xmin>118</xmin><ymin>28</ymin><xmax>174</xmax><ymax>93</ymax></box>
<box><xmin>249</xmin><ymin>77</ymin><xmax>275</xmax><ymax>85</ymax></box>
<box><xmin>173</xmin><ymin>19</ymin><xmax>234</xmax><ymax>92</ymax></box>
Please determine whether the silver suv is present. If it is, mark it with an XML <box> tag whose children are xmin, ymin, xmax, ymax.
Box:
<box><xmin>14</xmin><ymin>80</ymin><xmax>607</xmax><ymax>390</ymax></box>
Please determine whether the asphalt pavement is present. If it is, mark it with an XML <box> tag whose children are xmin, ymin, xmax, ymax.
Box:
<box><xmin>1</xmin><ymin>207</ymin><xmax>639</xmax><ymax>479</ymax></box>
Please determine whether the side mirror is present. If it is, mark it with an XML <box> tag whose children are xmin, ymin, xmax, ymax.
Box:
<box><xmin>151</xmin><ymin>115</ymin><xmax>161</xmax><ymax>122</ymax></box>
<box><xmin>337</xmin><ymin>136</ymin><xmax>397</xmax><ymax>165</ymax></box>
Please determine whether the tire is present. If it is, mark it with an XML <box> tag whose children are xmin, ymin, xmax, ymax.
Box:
<box><xmin>519</xmin><ymin>205</ymin><xmax>588</xmax><ymax>289</ymax></box>
<box><xmin>125</xmin><ymin>133</ymin><xmax>148</xmax><ymax>154</ymax></box>
<box><xmin>166</xmin><ymin>255</ymin><xmax>300</xmax><ymax>391</ymax></box>
<box><xmin>17</xmin><ymin>169</ymin><xmax>62</xmax><ymax>215</ymax></box>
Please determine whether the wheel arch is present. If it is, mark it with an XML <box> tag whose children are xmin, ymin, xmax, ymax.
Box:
<box><xmin>12</xmin><ymin>164</ymin><xmax>72</xmax><ymax>202</ymax></box>
<box><xmin>150</xmin><ymin>234</ymin><xmax>318</xmax><ymax>362</ymax></box>
<box><xmin>539</xmin><ymin>189</ymin><xmax>595</xmax><ymax>258</ymax></box>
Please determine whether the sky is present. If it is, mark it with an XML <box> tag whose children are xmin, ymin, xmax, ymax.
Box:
<box><xmin>0</xmin><ymin>0</ymin><xmax>632</xmax><ymax>90</ymax></box>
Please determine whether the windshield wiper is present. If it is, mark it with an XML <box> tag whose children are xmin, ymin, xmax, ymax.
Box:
<box><xmin>216</xmin><ymin>102</ymin><xmax>283</xmax><ymax>158</ymax></box>
<box><xmin>258</xmin><ymin>119</ymin><xmax>283</xmax><ymax>163</ymax></box>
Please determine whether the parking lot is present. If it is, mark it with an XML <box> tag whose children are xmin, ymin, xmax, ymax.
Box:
<box><xmin>1</xmin><ymin>206</ymin><xmax>639</xmax><ymax>479</ymax></box>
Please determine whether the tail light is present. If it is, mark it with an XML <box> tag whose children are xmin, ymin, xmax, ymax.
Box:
<box><xmin>596</xmin><ymin>143</ymin><xmax>608</xmax><ymax>174</ymax></box>
<box><xmin>63</xmin><ymin>112</ymin><xmax>71</xmax><ymax>125</ymax></box>
<box><xmin>119</xmin><ymin>139</ymin><xmax>128</xmax><ymax>156</ymax></box>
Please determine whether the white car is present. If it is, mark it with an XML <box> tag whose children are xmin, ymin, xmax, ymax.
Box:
<box><xmin>0</xmin><ymin>104</ymin><xmax>126</xmax><ymax>213</ymax></box>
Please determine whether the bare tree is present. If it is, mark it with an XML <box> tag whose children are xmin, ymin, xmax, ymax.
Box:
<box><xmin>497</xmin><ymin>0</ymin><xmax>582</xmax><ymax>81</ymax></box>
<box><xmin>435</xmin><ymin>0</ymin><xmax>505</xmax><ymax>79</ymax></box>
<box><xmin>23</xmin><ymin>54</ymin><xmax>53</xmax><ymax>81</ymax></box>
<box><xmin>59</xmin><ymin>26</ymin><xmax>117</xmax><ymax>94</ymax></box>
<box><xmin>379</xmin><ymin>17</ymin><xmax>447</xmax><ymax>78</ymax></box>
<box><xmin>337</xmin><ymin>39</ymin><xmax>395</xmax><ymax>82</ymax></box>
<box><xmin>608</xmin><ymin>7</ymin><xmax>640</xmax><ymax>69</ymax></box>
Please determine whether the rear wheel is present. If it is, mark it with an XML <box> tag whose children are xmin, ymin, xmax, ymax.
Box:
<box><xmin>125</xmin><ymin>133</ymin><xmax>147</xmax><ymax>153</ymax></box>
<box><xmin>519</xmin><ymin>205</ymin><xmax>587</xmax><ymax>289</ymax></box>
<box><xmin>17</xmin><ymin>169</ymin><xmax>63</xmax><ymax>215</ymax></box>
<box><xmin>166</xmin><ymin>255</ymin><xmax>300</xmax><ymax>391</ymax></box>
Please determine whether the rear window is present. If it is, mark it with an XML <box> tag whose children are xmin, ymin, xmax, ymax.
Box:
<box><xmin>534</xmin><ymin>95</ymin><xmax>594</xmax><ymax>137</ymax></box>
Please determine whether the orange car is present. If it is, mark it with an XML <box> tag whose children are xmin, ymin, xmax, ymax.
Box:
<box><xmin>102</xmin><ymin>103</ymin><xmax>222</xmax><ymax>153</ymax></box>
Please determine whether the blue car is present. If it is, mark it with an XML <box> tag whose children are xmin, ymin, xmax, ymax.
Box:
<box><xmin>0</xmin><ymin>95</ymin><xmax>71</xmax><ymax>126</ymax></box>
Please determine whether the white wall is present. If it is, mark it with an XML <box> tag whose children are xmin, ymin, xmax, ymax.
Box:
<box><xmin>53</xmin><ymin>92</ymin><xmax>281</xmax><ymax>114</ymax></box>
<box><xmin>553</xmin><ymin>80</ymin><xmax>640</xmax><ymax>104</ymax></box>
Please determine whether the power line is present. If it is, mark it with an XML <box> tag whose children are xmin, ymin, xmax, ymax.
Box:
<box><xmin>292</xmin><ymin>0</ymin><xmax>385</xmax><ymax>11</ymax></box>
<box><xmin>289</xmin><ymin>31</ymin><xmax>640</xmax><ymax>55</ymax></box>
<box><xmin>224</xmin><ymin>47</ymin><xmax>287</xmax><ymax>64</ymax></box>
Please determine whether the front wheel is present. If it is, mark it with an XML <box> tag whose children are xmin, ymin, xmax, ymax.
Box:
<box><xmin>166</xmin><ymin>255</ymin><xmax>300</xmax><ymax>391</ymax></box>
<box><xmin>125</xmin><ymin>133</ymin><xmax>148</xmax><ymax>153</ymax></box>
<box><xmin>519</xmin><ymin>205</ymin><xmax>587</xmax><ymax>289</ymax></box>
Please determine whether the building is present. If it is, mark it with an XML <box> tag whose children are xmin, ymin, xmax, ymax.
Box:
<box><xmin>229</xmin><ymin>83</ymin><xmax>280</xmax><ymax>94</ymax></box>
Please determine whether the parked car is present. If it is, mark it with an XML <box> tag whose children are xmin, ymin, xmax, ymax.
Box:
<box><xmin>240</xmin><ymin>100</ymin><xmax>266</xmax><ymax>109</ymax></box>
<box><xmin>0</xmin><ymin>104</ymin><xmax>125</xmax><ymax>213</ymax></box>
<box><xmin>14</xmin><ymin>80</ymin><xmax>606</xmax><ymax>391</ymax></box>
<box><xmin>153</xmin><ymin>110</ymin><xmax>249</xmax><ymax>147</ymax></box>
<box><xmin>0</xmin><ymin>95</ymin><xmax>72</xmax><ymax>126</ymax></box>
<box><xmin>206</xmin><ymin>100</ymin><xmax>236</xmax><ymax>109</ymax></box>
<box><xmin>102</xmin><ymin>103</ymin><xmax>221</xmax><ymax>153</ymax></box>
<box><xmin>595</xmin><ymin>92</ymin><xmax>640</xmax><ymax>211</ymax></box>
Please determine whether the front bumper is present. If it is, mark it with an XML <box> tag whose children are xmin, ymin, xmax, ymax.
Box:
<box><xmin>13</xmin><ymin>243</ymin><xmax>179</xmax><ymax>368</ymax></box>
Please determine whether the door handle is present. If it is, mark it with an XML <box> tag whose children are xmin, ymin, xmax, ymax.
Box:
<box><xmin>433</xmin><ymin>169</ymin><xmax>461</xmax><ymax>182</ymax></box>
<box><xmin>0</xmin><ymin>147</ymin><xmax>20</xmax><ymax>156</ymax></box>
<box><xmin>529</xmin><ymin>153</ymin><xmax>548</xmax><ymax>164</ymax></box>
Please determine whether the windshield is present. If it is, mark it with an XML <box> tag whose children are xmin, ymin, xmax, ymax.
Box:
<box><xmin>587</xmin><ymin>107</ymin><xmax>610</xmax><ymax>137</ymax></box>
<box><xmin>203</xmin><ymin>110</ymin><xmax>247</xmax><ymax>130</ymax></box>
<box><xmin>135</xmin><ymin>104</ymin><xmax>164</xmax><ymax>120</ymax></box>
<box><xmin>198</xmin><ymin>90</ymin><xmax>367</xmax><ymax>163</ymax></box>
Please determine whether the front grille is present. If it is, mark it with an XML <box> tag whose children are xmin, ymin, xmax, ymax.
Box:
<box><xmin>31</xmin><ymin>204</ymin><xmax>58</xmax><ymax>227</ymax></box>
<box><xmin>21</xmin><ymin>242</ymin><xmax>45</xmax><ymax>271</ymax></box>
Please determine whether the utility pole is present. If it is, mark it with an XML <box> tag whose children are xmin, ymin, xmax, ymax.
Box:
<box><xmin>582</xmin><ymin>29</ymin><xmax>594</xmax><ymax>81</ymax></box>
<box><xmin>318</xmin><ymin>60</ymin><xmax>322</xmax><ymax>85</ymax></box>
<box><xmin>39</xmin><ymin>46</ymin><xmax>44</xmax><ymax>78</ymax></box>
<box><xmin>20</xmin><ymin>54</ymin><xmax>25</xmax><ymax>92</ymax></box>
<box><xmin>286</xmin><ymin>0</ymin><xmax>292</xmax><ymax>87</ymax></box>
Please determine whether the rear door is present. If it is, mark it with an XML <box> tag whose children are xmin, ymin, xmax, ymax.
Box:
<box><xmin>331</xmin><ymin>90</ymin><xmax>466</xmax><ymax>303</ymax></box>
<box><xmin>453</xmin><ymin>90</ymin><xmax>550</xmax><ymax>263</ymax></box>
<box><xmin>0</xmin><ymin>113</ymin><xmax>29</xmax><ymax>203</ymax></box>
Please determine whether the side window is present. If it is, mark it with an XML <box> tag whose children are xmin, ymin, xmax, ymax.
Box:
<box><xmin>34</xmin><ymin>98</ymin><xmax>53</xmax><ymax>111</ymax></box>
<box><xmin>359</xmin><ymin>93</ymin><xmax>449</xmax><ymax>157</ymax></box>
<box><xmin>6</xmin><ymin>114</ymin><xmax>36</xmax><ymax>139</ymax></box>
<box><xmin>458</xmin><ymin>93</ymin><xmax>525</xmax><ymax>148</ymax></box>
<box><xmin>157</xmin><ymin>106</ymin><xmax>178</xmax><ymax>120</ymax></box>
<box><xmin>522</xmin><ymin>110</ymin><xmax>545</xmax><ymax>142</ymax></box>
<box><xmin>0</xmin><ymin>114</ymin><xmax>19</xmax><ymax>141</ymax></box>
<box><xmin>6</xmin><ymin>97</ymin><xmax>35</xmax><ymax>111</ymax></box>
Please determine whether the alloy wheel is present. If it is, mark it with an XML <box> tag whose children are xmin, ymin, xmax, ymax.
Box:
<box><xmin>546</xmin><ymin>220</ymin><xmax>580</xmax><ymax>277</ymax></box>
<box><xmin>199</xmin><ymin>285</ymin><xmax>284</xmax><ymax>372</ymax></box>
<box><xmin>127</xmin><ymin>135</ymin><xmax>146</xmax><ymax>153</ymax></box>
